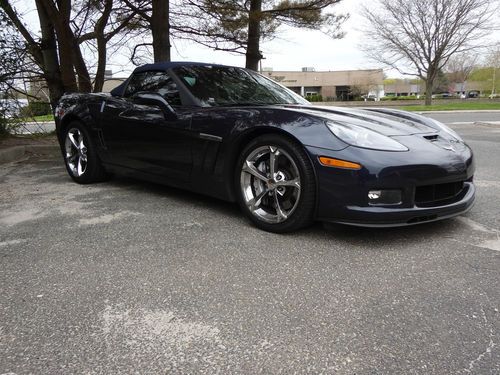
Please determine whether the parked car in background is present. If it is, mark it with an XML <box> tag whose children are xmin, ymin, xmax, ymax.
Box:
<box><xmin>362</xmin><ymin>94</ymin><xmax>379</xmax><ymax>101</ymax></box>
<box><xmin>431</xmin><ymin>93</ymin><xmax>452</xmax><ymax>99</ymax></box>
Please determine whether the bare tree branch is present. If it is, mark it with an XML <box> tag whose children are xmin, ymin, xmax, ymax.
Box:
<box><xmin>360</xmin><ymin>0</ymin><xmax>499</xmax><ymax>105</ymax></box>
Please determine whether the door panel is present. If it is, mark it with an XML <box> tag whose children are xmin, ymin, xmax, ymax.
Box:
<box><xmin>100</xmin><ymin>96</ymin><xmax>193</xmax><ymax>182</ymax></box>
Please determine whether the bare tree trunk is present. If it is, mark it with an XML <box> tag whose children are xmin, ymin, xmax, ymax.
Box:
<box><xmin>245</xmin><ymin>0</ymin><xmax>262</xmax><ymax>71</ymax></box>
<box><xmin>60</xmin><ymin>0</ymin><xmax>92</xmax><ymax>92</ymax></box>
<box><xmin>424</xmin><ymin>67</ymin><xmax>438</xmax><ymax>105</ymax></box>
<box><xmin>72</xmin><ymin>42</ymin><xmax>92</xmax><ymax>92</ymax></box>
<box><xmin>39</xmin><ymin>0</ymin><xmax>92</xmax><ymax>93</ymax></box>
<box><xmin>55</xmin><ymin>29</ymin><xmax>78</xmax><ymax>92</ymax></box>
<box><xmin>37</xmin><ymin>0</ymin><xmax>77</xmax><ymax>93</ymax></box>
<box><xmin>425</xmin><ymin>80</ymin><xmax>433</xmax><ymax>106</ymax></box>
<box><xmin>151</xmin><ymin>0</ymin><xmax>171</xmax><ymax>62</ymax></box>
<box><xmin>93</xmin><ymin>0</ymin><xmax>113</xmax><ymax>93</ymax></box>
<box><xmin>35</xmin><ymin>0</ymin><xmax>64</xmax><ymax>108</ymax></box>
<box><xmin>94</xmin><ymin>36</ymin><xmax>107</xmax><ymax>93</ymax></box>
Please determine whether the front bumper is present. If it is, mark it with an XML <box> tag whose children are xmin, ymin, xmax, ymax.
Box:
<box><xmin>307</xmin><ymin>141</ymin><xmax>476</xmax><ymax>227</ymax></box>
<box><xmin>329</xmin><ymin>182</ymin><xmax>475</xmax><ymax>227</ymax></box>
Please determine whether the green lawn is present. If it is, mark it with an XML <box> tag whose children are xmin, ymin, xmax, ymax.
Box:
<box><xmin>6</xmin><ymin>114</ymin><xmax>55</xmax><ymax>123</ymax></box>
<box><xmin>32</xmin><ymin>114</ymin><xmax>55</xmax><ymax>122</ymax></box>
<box><xmin>401</xmin><ymin>102</ymin><xmax>500</xmax><ymax>112</ymax></box>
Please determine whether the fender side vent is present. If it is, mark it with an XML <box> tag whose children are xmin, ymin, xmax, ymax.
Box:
<box><xmin>97</xmin><ymin>129</ymin><xmax>107</xmax><ymax>149</ymax></box>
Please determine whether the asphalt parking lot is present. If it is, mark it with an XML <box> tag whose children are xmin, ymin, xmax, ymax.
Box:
<box><xmin>1</xmin><ymin>121</ymin><xmax>499</xmax><ymax>374</ymax></box>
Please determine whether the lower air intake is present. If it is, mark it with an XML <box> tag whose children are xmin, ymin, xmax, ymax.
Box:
<box><xmin>415</xmin><ymin>181</ymin><xmax>465</xmax><ymax>207</ymax></box>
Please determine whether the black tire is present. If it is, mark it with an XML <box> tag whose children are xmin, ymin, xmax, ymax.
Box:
<box><xmin>62</xmin><ymin>121</ymin><xmax>107</xmax><ymax>184</ymax></box>
<box><xmin>235</xmin><ymin>134</ymin><xmax>316</xmax><ymax>233</ymax></box>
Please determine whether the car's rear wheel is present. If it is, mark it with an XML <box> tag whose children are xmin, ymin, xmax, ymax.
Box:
<box><xmin>63</xmin><ymin>122</ymin><xmax>107</xmax><ymax>184</ymax></box>
<box><xmin>236</xmin><ymin>134</ymin><xmax>316</xmax><ymax>233</ymax></box>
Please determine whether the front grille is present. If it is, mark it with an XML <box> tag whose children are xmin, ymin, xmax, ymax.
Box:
<box><xmin>415</xmin><ymin>181</ymin><xmax>465</xmax><ymax>207</ymax></box>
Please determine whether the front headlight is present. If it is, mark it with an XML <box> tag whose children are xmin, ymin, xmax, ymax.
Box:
<box><xmin>326</xmin><ymin>121</ymin><xmax>408</xmax><ymax>152</ymax></box>
<box><xmin>428</xmin><ymin>118</ymin><xmax>463</xmax><ymax>142</ymax></box>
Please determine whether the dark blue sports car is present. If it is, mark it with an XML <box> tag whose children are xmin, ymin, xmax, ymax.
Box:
<box><xmin>55</xmin><ymin>62</ymin><xmax>475</xmax><ymax>232</ymax></box>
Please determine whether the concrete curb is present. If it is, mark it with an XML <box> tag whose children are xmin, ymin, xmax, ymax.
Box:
<box><xmin>474</xmin><ymin>121</ymin><xmax>500</xmax><ymax>128</ymax></box>
<box><xmin>415</xmin><ymin>110</ymin><xmax>500</xmax><ymax>114</ymax></box>
<box><xmin>313</xmin><ymin>103</ymin><xmax>500</xmax><ymax>114</ymax></box>
<box><xmin>0</xmin><ymin>144</ymin><xmax>59</xmax><ymax>164</ymax></box>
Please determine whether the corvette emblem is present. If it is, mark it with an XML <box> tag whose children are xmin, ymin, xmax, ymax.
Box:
<box><xmin>442</xmin><ymin>144</ymin><xmax>455</xmax><ymax>152</ymax></box>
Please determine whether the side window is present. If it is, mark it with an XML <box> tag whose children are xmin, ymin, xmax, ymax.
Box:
<box><xmin>124</xmin><ymin>71</ymin><xmax>182</xmax><ymax>107</ymax></box>
<box><xmin>124</xmin><ymin>73</ymin><xmax>146</xmax><ymax>98</ymax></box>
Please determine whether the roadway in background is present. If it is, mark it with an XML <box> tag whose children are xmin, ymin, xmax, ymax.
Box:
<box><xmin>423</xmin><ymin>110</ymin><xmax>500</xmax><ymax>125</ymax></box>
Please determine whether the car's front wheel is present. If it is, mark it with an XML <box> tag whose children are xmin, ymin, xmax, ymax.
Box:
<box><xmin>236</xmin><ymin>134</ymin><xmax>316</xmax><ymax>233</ymax></box>
<box><xmin>63</xmin><ymin>122</ymin><xmax>107</xmax><ymax>184</ymax></box>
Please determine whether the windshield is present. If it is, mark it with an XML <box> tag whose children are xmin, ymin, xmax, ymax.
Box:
<box><xmin>172</xmin><ymin>65</ymin><xmax>309</xmax><ymax>107</ymax></box>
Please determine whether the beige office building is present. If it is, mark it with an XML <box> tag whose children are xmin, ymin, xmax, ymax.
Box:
<box><xmin>263</xmin><ymin>68</ymin><xmax>385</xmax><ymax>101</ymax></box>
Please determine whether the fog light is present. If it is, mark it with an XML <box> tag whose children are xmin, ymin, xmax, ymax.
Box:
<box><xmin>368</xmin><ymin>190</ymin><xmax>402</xmax><ymax>205</ymax></box>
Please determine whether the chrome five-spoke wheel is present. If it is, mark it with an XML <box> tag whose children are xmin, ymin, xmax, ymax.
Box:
<box><xmin>240</xmin><ymin>145</ymin><xmax>302</xmax><ymax>224</ymax></box>
<box><xmin>237</xmin><ymin>134</ymin><xmax>315</xmax><ymax>232</ymax></box>
<box><xmin>65</xmin><ymin>128</ymin><xmax>88</xmax><ymax>177</ymax></box>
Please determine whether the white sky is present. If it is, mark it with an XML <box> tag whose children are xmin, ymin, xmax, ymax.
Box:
<box><xmin>14</xmin><ymin>0</ymin><xmax>498</xmax><ymax>78</ymax></box>
<box><xmin>168</xmin><ymin>0</ymin><xmax>373</xmax><ymax>72</ymax></box>
<box><xmin>14</xmin><ymin>0</ymin><xmax>379</xmax><ymax>76</ymax></box>
<box><xmin>165</xmin><ymin>0</ymin><xmax>500</xmax><ymax>76</ymax></box>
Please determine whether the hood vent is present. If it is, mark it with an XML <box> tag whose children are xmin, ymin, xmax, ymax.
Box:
<box><xmin>423</xmin><ymin>134</ymin><xmax>457</xmax><ymax>152</ymax></box>
<box><xmin>423</xmin><ymin>134</ymin><xmax>439</xmax><ymax>141</ymax></box>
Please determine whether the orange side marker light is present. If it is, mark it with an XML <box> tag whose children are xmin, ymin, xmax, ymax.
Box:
<box><xmin>318</xmin><ymin>156</ymin><xmax>362</xmax><ymax>170</ymax></box>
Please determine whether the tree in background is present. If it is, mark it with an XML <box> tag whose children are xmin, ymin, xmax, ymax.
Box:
<box><xmin>445</xmin><ymin>53</ymin><xmax>478</xmax><ymax>96</ymax></box>
<box><xmin>432</xmin><ymin>69</ymin><xmax>450</xmax><ymax>94</ymax></box>
<box><xmin>121</xmin><ymin>0</ymin><xmax>346</xmax><ymax>70</ymax></box>
<box><xmin>0</xmin><ymin>0</ymin><xmax>137</xmax><ymax>107</ymax></box>
<box><xmin>174</xmin><ymin>0</ymin><xmax>347</xmax><ymax>71</ymax></box>
<box><xmin>0</xmin><ymin>14</ymin><xmax>22</xmax><ymax>134</ymax></box>
<box><xmin>122</xmin><ymin>0</ymin><xmax>171</xmax><ymax>63</ymax></box>
<box><xmin>486</xmin><ymin>44</ymin><xmax>500</xmax><ymax>97</ymax></box>
<box><xmin>361</xmin><ymin>0</ymin><xmax>497</xmax><ymax>105</ymax></box>
<box><xmin>76</xmin><ymin>0</ymin><xmax>139</xmax><ymax>92</ymax></box>
<box><xmin>0</xmin><ymin>11</ymin><xmax>37</xmax><ymax>97</ymax></box>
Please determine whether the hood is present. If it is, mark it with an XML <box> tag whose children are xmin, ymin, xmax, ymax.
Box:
<box><xmin>285</xmin><ymin>105</ymin><xmax>438</xmax><ymax>136</ymax></box>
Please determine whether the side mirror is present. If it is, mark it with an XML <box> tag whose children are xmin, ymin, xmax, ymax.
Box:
<box><xmin>132</xmin><ymin>92</ymin><xmax>177</xmax><ymax>120</ymax></box>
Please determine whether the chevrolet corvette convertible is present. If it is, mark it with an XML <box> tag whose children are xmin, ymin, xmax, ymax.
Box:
<box><xmin>55</xmin><ymin>62</ymin><xmax>475</xmax><ymax>232</ymax></box>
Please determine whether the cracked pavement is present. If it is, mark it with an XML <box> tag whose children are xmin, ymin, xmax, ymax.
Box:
<box><xmin>0</xmin><ymin>122</ymin><xmax>499</xmax><ymax>374</ymax></box>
